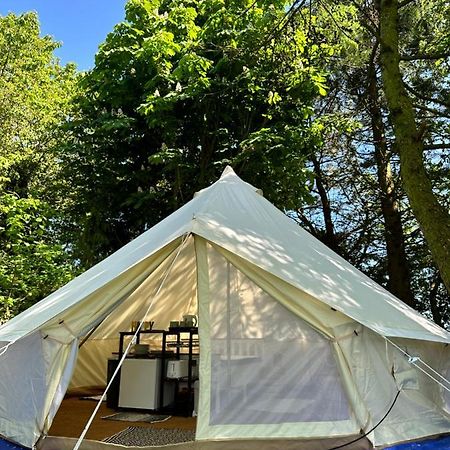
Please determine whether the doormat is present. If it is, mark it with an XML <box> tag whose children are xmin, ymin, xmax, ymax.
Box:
<box><xmin>102</xmin><ymin>426</ymin><xmax>195</xmax><ymax>446</ymax></box>
<box><xmin>101</xmin><ymin>412</ymin><xmax>171</xmax><ymax>423</ymax></box>
<box><xmin>79</xmin><ymin>395</ymin><xmax>105</xmax><ymax>402</ymax></box>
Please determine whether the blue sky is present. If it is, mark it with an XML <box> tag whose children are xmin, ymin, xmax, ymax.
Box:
<box><xmin>0</xmin><ymin>0</ymin><xmax>127</xmax><ymax>71</ymax></box>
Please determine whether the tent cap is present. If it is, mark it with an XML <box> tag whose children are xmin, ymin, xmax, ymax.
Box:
<box><xmin>194</xmin><ymin>166</ymin><xmax>263</xmax><ymax>198</ymax></box>
<box><xmin>221</xmin><ymin>165</ymin><xmax>236</xmax><ymax>178</ymax></box>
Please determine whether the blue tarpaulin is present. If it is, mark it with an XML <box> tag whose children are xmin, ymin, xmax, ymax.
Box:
<box><xmin>0</xmin><ymin>439</ymin><xmax>29</xmax><ymax>450</ymax></box>
<box><xmin>1</xmin><ymin>435</ymin><xmax>450</xmax><ymax>450</ymax></box>
<box><xmin>386</xmin><ymin>436</ymin><xmax>450</xmax><ymax>449</ymax></box>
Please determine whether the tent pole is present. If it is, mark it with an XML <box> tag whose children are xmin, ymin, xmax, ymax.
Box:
<box><xmin>78</xmin><ymin>319</ymin><xmax>105</xmax><ymax>348</ymax></box>
<box><xmin>226</xmin><ymin>261</ymin><xmax>231</xmax><ymax>387</ymax></box>
<box><xmin>77</xmin><ymin>279</ymin><xmax>160</xmax><ymax>349</ymax></box>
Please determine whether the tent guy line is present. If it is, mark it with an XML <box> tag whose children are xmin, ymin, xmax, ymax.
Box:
<box><xmin>384</xmin><ymin>336</ymin><xmax>450</xmax><ymax>392</ymax></box>
<box><xmin>0</xmin><ymin>340</ymin><xmax>13</xmax><ymax>357</ymax></box>
<box><xmin>72</xmin><ymin>233</ymin><xmax>190</xmax><ymax>450</ymax></box>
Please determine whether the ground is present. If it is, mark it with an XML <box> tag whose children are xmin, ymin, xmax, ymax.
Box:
<box><xmin>49</xmin><ymin>389</ymin><xmax>196</xmax><ymax>442</ymax></box>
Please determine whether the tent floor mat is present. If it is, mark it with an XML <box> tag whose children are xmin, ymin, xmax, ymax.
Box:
<box><xmin>102</xmin><ymin>412</ymin><xmax>171</xmax><ymax>423</ymax></box>
<box><xmin>102</xmin><ymin>426</ymin><xmax>195</xmax><ymax>446</ymax></box>
<box><xmin>80</xmin><ymin>396</ymin><xmax>105</xmax><ymax>402</ymax></box>
<box><xmin>48</xmin><ymin>396</ymin><xmax>195</xmax><ymax>442</ymax></box>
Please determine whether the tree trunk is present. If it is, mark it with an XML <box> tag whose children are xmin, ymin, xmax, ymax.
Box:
<box><xmin>378</xmin><ymin>0</ymin><xmax>450</xmax><ymax>295</ymax></box>
<box><xmin>367</xmin><ymin>53</ymin><xmax>415</xmax><ymax>306</ymax></box>
<box><xmin>311</xmin><ymin>155</ymin><xmax>341</xmax><ymax>254</ymax></box>
<box><xmin>429</xmin><ymin>273</ymin><xmax>444</xmax><ymax>327</ymax></box>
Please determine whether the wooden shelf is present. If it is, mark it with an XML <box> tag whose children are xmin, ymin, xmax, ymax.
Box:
<box><xmin>115</xmin><ymin>327</ymin><xmax>199</xmax><ymax>416</ymax></box>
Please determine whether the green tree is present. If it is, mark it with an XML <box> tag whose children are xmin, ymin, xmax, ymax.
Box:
<box><xmin>0</xmin><ymin>12</ymin><xmax>78</xmax><ymax>321</ymax></box>
<box><xmin>290</xmin><ymin>0</ymin><xmax>449</xmax><ymax>322</ymax></box>
<box><xmin>62</xmin><ymin>0</ymin><xmax>333</xmax><ymax>266</ymax></box>
<box><xmin>0</xmin><ymin>195</ymin><xmax>74</xmax><ymax>320</ymax></box>
<box><xmin>378</xmin><ymin>0</ymin><xmax>450</xmax><ymax>295</ymax></box>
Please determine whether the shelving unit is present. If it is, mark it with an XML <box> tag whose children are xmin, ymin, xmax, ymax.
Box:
<box><xmin>113</xmin><ymin>327</ymin><xmax>199</xmax><ymax>415</ymax></box>
<box><xmin>117</xmin><ymin>328</ymin><xmax>166</xmax><ymax>359</ymax></box>
<box><xmin>160</xmin><ymin>327</ymin><xmax>199</xmax><ymax>416</ymax></box>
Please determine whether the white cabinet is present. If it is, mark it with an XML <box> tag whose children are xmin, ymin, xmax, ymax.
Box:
<box><xmin>118</xmin><ymin>359</ymin><xmax>173</xmax><ymax>410</ymax></box>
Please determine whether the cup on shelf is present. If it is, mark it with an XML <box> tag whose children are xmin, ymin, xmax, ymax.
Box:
<box><xmin>169</xmin><ymin>320</ymin><xmax>179</xmax><ymax>329</ymax></box>
<box><xmin>183</xmin><ymin>314</ymin><xmax>197</xmax><ymax>328</ymax></box>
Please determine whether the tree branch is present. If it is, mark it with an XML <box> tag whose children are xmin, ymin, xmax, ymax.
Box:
<box><xmin>413</xmin><ymin>103</ymin><xmax>450</xmax><ymax>119</ymax></box>
<box><xmin>263</xmin><ymin>0</ymin><xmax>307</xmax><ymax>46</ymax></box>
<box><xmin>400</xmin><ymin>51</ymin><xmax>450</xmax><ymax>61</ymax></box>
<box><xmin>295</xmin><ymin>211</ymin><xmax>318</xmax><ymax>236</ymax></box>
<box><xmin>345</xmin><ymin>0</ymin><xmax>379</xmax><ymax>38</ymax></box>
<box><xmin>423</xmin><ymin>143</ymin><xmax>450</xmax><ymax>151</ymax></box>
<box><xmin>238</xmin><ymin>0</ymin><xmax>259</xmax><ymax>18</ymax></box>
<box><xmin>398</xmin><ymin>0</ymin><xmax>416</xmax><ymax>8</ymax></box>
<box><xmin>405</xmin><ymin>82</ymin><xmax>450</xmax><ymax>108</ymax></box>
<box><xmin>317</xmin><ymin>0</ymin><xmax>367</xmax><ymax>43</ymax></box>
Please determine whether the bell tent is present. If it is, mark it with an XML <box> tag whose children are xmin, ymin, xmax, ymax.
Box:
<box><xmin>0</xmin><ymin>167</ymin><xmax>449</xmax><ymax>450</ymax></box>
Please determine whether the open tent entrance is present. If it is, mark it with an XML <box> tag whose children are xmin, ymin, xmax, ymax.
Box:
<box><xmin>63</xmin><ymin>234</ymin><xmax>361</xmax><ymax>445</ymax></box>
<box><xmin>72</xmin><ymin>234</ymin><xmax>199</xmax><ymax>389</ymax></box>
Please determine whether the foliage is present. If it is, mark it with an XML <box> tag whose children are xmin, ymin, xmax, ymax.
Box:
<box><xmin>0</xmin><ymin>194</ymin><xmax>75</xmax><ymax>321</ymax></box>
<box><xmin>61</xmin><ymin>0</ymin><xmax>333</xmax><ymax>266</ymax></box>
<box><xmin>291</xmin><ymin>0</ymin><xmax>450</xmax><ymax>323</ymax></box>
<box><xmin>1</xmin><ymin>1</ymin><xmax>449</xmax><ymax>327</ymax></box>
<box><xmin>0</xmin><ymin>13</ymin><xmax>78</xmax><ymax>322</ymax></box>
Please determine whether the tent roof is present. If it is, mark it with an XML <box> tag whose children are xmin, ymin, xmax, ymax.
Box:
<box><xmin>1</xmin><ymin>167</ymin><xmax>449</xmax><ymax>344</ymax></box>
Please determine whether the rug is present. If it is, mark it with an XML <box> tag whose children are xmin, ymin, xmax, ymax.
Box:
<box><xmin>101</xmin><ymin>412</ymin><xmax>171</xmax><ymax>423</ymax></box>
<box><xmin>102</xmin><ymin>426</ymin><xmax>196</xmax><ymax>446</ymax></box>
<box><xmin>79</xmin><ymin>395</ymin><xmax>105</xmax><ymax>402</ymax></box>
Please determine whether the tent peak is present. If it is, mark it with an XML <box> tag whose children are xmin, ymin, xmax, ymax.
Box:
<box><xmin>219</xmin><ymin>166</ymin><xmax>264</xmax><ymax>196</ymax></box>
<box><xmin>194</xmin><ymin>166</ymin><xmax>263</xmax><ymax>198</ymax></box>
<box><xmin>220</xmin><ymin>165</ymin><xmax>237</xmax><ymax>178</ymax></box>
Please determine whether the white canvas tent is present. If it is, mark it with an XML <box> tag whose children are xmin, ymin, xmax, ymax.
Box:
<box><xmin>0</xmin><ymin>167</ymin><xmax>449</xmax><ymax>450</ymax></box>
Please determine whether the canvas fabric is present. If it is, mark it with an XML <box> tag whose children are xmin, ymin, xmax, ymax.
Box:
<box><xmin>71</xmin><ymin>237</ymin><xmax>198</xmax><ymax>388</ymax></box>
<box><xmin>0</xmin><ymin>333</ymin><xmax>77</xmax><ymax>448</ymax></box>
<box><xmin>1</xmin><ymin>167</ymin><xmax>448</xmax><ymax>346</ymax></box>
<box><xmin>190</xmin><ymin>171</ymin><xmax>449</xmax><ymax>344</ymax></box>
<box><xmin>195</xmin><ymin>240</ymin><xmax>361</xmax><ymax>440</ymax></box>
<box><xmin>338</xmin><ymin>330</ymin><xmax>450</xmax><ymax>447</ymax></box>
<box><xmin>0</xmin><ymin>241</ymin><xmax>182</xmax><ymax>447</ymax></box>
